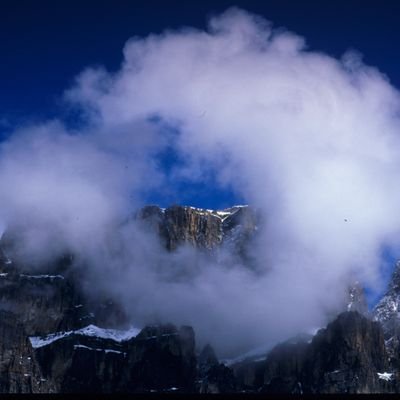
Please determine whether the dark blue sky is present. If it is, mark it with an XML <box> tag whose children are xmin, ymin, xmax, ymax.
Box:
<box><xmin>1</xmin><ymin>0</ymin><xmax>400</xmax><ymax>125</ymax></box>
<box><xmin>1</xmin><ymin>0</ymin><xmax>400</xmax><ymax>211</ymax></box>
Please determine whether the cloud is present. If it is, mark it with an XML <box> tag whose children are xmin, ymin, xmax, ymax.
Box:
<box><xmin>2</xmin><ymin>7</ymin><xmax>400</xmax><ymax>356</ymax></box>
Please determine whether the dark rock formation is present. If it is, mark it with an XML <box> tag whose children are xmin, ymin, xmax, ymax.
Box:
<box><xmin>122</xmin><ymin>324</ymin><xmax>197</xmax><ymax>393</ymax></box>
<box><xmin>373</xmin><ymin>261</ymin><xmax>400</xmax><ymax>368</ymax></box>
<box><xmin>31</xmin><ymin>323</ymin><xmax>197</xmax><ymax>393</ymax></box>
<box><xmin>197</xmin><ymin>344</ymin><xmax>237</xmax><ymax>393</ymax></box>
<box><xmin>301</xmin><ymin>311</ymin><xmax>391</xmax><ymax>393</ymax></box>
<box><xmin>0</xmin><ymin>272</ymin><xmax>85</xmax><ymax>335</ymax></box>
<box><xmin>243</xmin><ymin>312</ymin><xmax>395</xmax><ymax>394</ymax></box>
<box><xmin>0</xmin><ymin>310</ymin><xmax>54</xmax><ymax>393</ymax></box>
<box><xmin>1</xmin><ymin>204</ymin><xmax>400</xmax><ymax>393</ymax></box>
<box><xmin>135</xmin><ymin>205</ymin><xmax>259</xmax><ymax>257</ymax></box>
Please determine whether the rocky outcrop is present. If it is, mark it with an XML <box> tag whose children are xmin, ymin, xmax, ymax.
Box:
<box><xmin>236</xmin><ymin>312</ymin><xmax>394</xmax><ymax>394</ymax></box>
<box><xmin>301</xmin><ymin>311</ymin><xmax>391</xmax><ymax>393</ymax></box>
<box><xmin>346</xmin><ymin>282</ymin><xmax>369</xmax><ymax>315</ymax></box>
<box><xmin>2</xmin><ymin>204</ymin><xmax>400</xmax><ymax>393</ymax></box>
<box><xmin>122</xmin><ymin>324</ymin><xmax>197</xmax><ymax>393</ymax></box>
<box><xmin>198</xmin><ymin>344</ymin><xmax>237</xmax><ymax>393</ymax></box>
<box><xmin>31</xmin><ymin>323</ymin><xmax>197</xmax><ymax>393</ymax></box>
<box><xmin>0</xmin><ymin>310</ymin><xmax>54</xmax><ymax>393</ymax></box>
<box><xmin>373</xmin><ymin>261</ymin><xmax>400</xmax><ymax>368</ymax></box>
<box><xmin>135</xmin><ymin>205</ymin><xmax>258</xmax><ymax>255</ymax></box>
<box><xmin>0</xmin><ymin>273</ymin><xmax>85</xmax><ymax>336</ymax></box>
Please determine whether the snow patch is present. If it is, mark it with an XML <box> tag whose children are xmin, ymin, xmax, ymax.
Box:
<box><xmin>76</xmin><ymin>324</ymin><xmax>141</xmax><ymax>342</ymax></box>
<box><xmin>377</xmin><ymin>372</ymin><xmax>393</xmax><ymax>381</ymax></box>
<box><xmin>20</xmin><ymin>274</ymin><xmax>64</xmax><ymax>280</ymax></box>
<box><xmin>29</xmin><ymin>324</ymin><xmax>141</xmax><ymax>348</ymax></box>
<box><xmin>29</xmin><ymin>330</ymin><xmax>72</xmax><ymax>348</ymax></box>
<box><xmin>74</xmin><ymin>344</ymin><xmax>126</xmax><ymax>355</ymax></box>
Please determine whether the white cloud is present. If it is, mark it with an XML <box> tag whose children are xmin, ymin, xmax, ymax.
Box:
<box><xmin>2</xmin><ymin>7</ymin><xmax>400</xmax><ymax>356</ymax></box>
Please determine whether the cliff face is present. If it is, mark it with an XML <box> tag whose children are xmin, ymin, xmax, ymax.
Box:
<box><xmin>0</xmin><ymin>204</ymin><xmax>398</xmax><ymax>393</ymax></box>
<box><xmin>0</xmin><ymin>204</ymin><xmax>257</xmax><ymax>393</ymax></box>
<box><xmin>135</xmin><ymin>204</ymin><xmax>258</xmax><ymax>254</ymax></box>
<box><xmin>234</xmin><ymin>312</ymin><xmax>395</xmax><ymax>394</ymax></box>
<box><xmin>31</xmin><ymin>324</ymin><xmax>197</xmax><ymax>393</ymax></box>
<box><xmin>373</xmin><ymin>261</ymin><xmax>400</xmax><ymax>368</ymax></box>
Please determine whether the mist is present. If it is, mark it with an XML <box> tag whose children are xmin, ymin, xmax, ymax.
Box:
<box><xmin>2</xmin><ymin>7</ymin><xmax>400</xmax><ymax>357</ymax></box>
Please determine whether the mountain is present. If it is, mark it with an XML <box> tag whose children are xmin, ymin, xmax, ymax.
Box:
<box><xmin>234</xmin><ymin>311</ymin><xmax>395</xmax><ymax>394</ymax></box>
<box><xmin>373</xmin><ymin>261</ymin><xmax>400</xmax><ymax>367</ymax></box>
<box><xmin>0</xmin><ymin>204</ymin><xmax>398</xmax><ymax>393</ymax></box>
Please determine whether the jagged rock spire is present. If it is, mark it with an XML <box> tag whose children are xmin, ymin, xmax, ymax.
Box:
<box><xmin>346</xmin><ymin>281</ymin><xmax>369</xmax><ymax>316</ymax></box>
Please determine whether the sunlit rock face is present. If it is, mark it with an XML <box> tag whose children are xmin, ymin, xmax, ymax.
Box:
<box><xmin>135</xmin><ymin>204</ymin><xmax>258</xmax><ymax>252</ymax></box>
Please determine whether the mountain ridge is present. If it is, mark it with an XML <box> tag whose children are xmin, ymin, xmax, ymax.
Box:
<box><xmin>0</xmin><ymin>204</ymin><xmax>399</xmax><ymax>393</ymax></box>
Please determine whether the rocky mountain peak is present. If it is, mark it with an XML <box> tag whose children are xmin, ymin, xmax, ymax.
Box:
<box><xmin>388</xmin><ymin>260</ymin><xmax>400</xmax><ymax>294</ymax></box>
<box><xmin>1</xmin><ymin>204</ymin><xmax>400</xmax><ymax>393</ymax></box>
<box><xmin>346</xmin><ymin>281</ymin><xmax>369</xmax><ymax>316</ymax></box>
<box><xmin>373</xmin><ymin>261</ymin><xmax>400</xmax><ymax>327</ymax></box>
<box><xmin>135</xmin><ymin>204</ymin><xmax>258</xmax><ymax>255</ymax></box>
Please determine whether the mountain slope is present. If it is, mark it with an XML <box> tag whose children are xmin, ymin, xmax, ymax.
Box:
<box><xmin>0</xmin><ymin>204</ymin><xmax>398</xmax><ymax>393</ymax></box>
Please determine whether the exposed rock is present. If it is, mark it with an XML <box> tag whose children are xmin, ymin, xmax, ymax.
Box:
<box><xmin>1</xmin><ymin>204</ymin><xmax>400</xmax><ymax>393</ymax></box>
<box><xmin>197</xmin><ymin>344</ymin><xmax>236</xmax><ymax>393</ymax></box>
<box><xmin>122</xmin><ymin>324</ymin><xmax>197</xmax><ymax>392</ymax></box>
<box><xmin>198</xmin><ymin>344</ymin><xmax>219</xmax><ymax>375</ymax></box>
<box><xmin>302</xmin><ymin>311</ymin><xmax>391</xmax><ymax>393</ymax></box>
<box><xmin>346</xmin><ymin>281</ymin><xmax>369</xmax><ymax>315</ymax></box>
<box><xmin>199</xmin><ymin>363</ymin><xmax>237</xmax><ymax>393</ymax></box>
<box><xmin>136</xmin><ymin>205</ymin><xmax>258</xmax><ymax>257</ymax></box>
<box><xmin>0</xmin><ymin>310</ymin><xmax>53</xmax><ymax>393</ymax></box>
<box><xmin>255</xmin><ymin>312</ymin><xmax>394</xmax><ymax>394</ymax></box>
<box><xmin>373</xmin><ymin>261</ymin><xmax>400</xmax><ymax>367</ymax></box>
<box><xmin>0</xmin><ymin>272</ymin><xmax>85</xmax><ymax>335</ymax></box>
<box><xmin>29</xmin><ymin>323</ymin><xmax>197</xmax><ymax>393</ymax></box>
<box><xmin>33</xmin><ymin>331</ymin><xmax>127</xmax><ymax>393</ymax></box>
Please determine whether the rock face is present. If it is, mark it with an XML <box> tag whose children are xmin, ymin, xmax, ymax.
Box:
<box><xmin>1</xmin><ymin>204</ymin><xmax>400</xmax><ymax>393</ymax></box>
<box><xmin>136</xmin><ymin>205</ymin><xmax>259</xmax><ymax>256</ymax></box>
<box><xmin>0</xmin><ymin>272</ymin><xmax>84</xmax><ymax>335</ymax></box>
<box><xmin>0</xmin><ymin>310</ymin><xmax>51</xmax><ymax>393</ymax></box>
<box><xmin>198</xmin><ymin>344</ymin><xmax>237</xmax><ymax>393</ymax></box>
<box><xmin>373</xmin><ymin>261</ymin><xmax>400</xmax><ymax>367</ymax></box>
<box><xmin>233</xmin><ymin>312</ymin><xmax>394</xmax><ymax>394</ymax></box>
<box><xmin>346</xmin><ymin>282</ymin><xmax>369</xmax><ymax>315</ymax></box>
<box><xmin>31</xmin><ymin>323</ymin><xmax>197</xmax><ymax>393</ymax></box>
<box><xmin>0</xmin><ymin>205</ymin><xmax>250</xmax><ymax>393</ymax></box>
<box><xmin>301</xmin><ymin>312</ymin><xmax>391</xmax><ymax>393</ymax></box>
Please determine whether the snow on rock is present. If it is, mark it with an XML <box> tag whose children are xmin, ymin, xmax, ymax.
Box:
<box><xmin>76</xmin><ymin>325</ymin><xmax>141</xmax><ymax>342</ymax></box>
<box><xmin>20</xmin><ymin>274</ymin><xmax>65</xmax><ymax>280</ymax></box>
<box><xmin>74</xmin><ymin>344</ymin><xmax>126</xmax><ymax>355</ymax></box>
<box><xmin>29</xmin><ymin>330</ymin><xmax>72</xmax><ymax>348</ymax></box>
<box><xmin>29</xmin><ymin>324</ymin><xmax>141</xmax><ymax>348</ymax></box>
<box><xmin>377</xmin><ymin>372</ymin><xmax>393</xmax><ymax>381</ymax></box>
<box><xmin>182</xmin><ymin>205</ymin><xmax>249</xmax><ymax>221</ymax></box>
<box><xmin>222</xmin><ymin>343</ymin><xmax>271</xmax><ymax>366</ymax></box>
